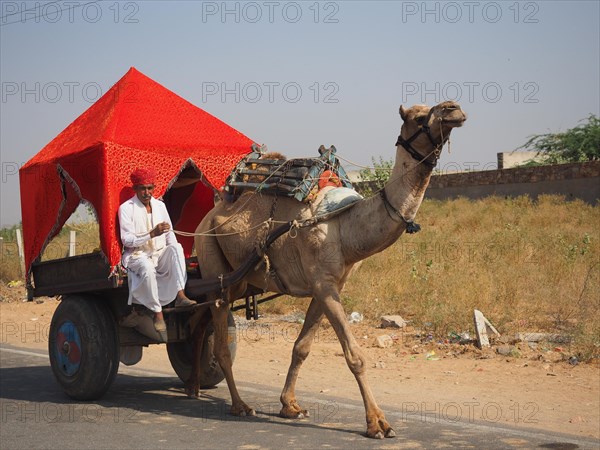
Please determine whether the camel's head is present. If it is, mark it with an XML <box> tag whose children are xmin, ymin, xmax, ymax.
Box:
<box><xmin>397</xmin><ymin>101</ymin><xmax>467</xmax><ymax>168</ymax></box>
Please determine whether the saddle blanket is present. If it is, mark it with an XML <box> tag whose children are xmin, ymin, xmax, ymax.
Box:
<box><xmin>312</xmin><ymin>186</ymin><xmax>363</xmax><ymax>217</ymax></box>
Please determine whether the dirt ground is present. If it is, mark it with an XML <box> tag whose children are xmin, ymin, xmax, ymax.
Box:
<box><xmin>1</xmin><ymin>283</ymin><xmax>598</xmax><ymax>440</ymax></box>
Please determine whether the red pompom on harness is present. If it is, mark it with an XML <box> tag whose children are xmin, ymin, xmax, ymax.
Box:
<box><xmin>318</xmin><ymin>170</ymin><xmax>341</xmax><ymax>190</ymax></box>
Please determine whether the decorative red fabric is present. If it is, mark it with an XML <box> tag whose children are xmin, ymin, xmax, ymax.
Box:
<box><xmin>130</xmin><ymin>168</ymin><xmax>156</xmax><ymax>186</ymax></box>
<box><xmin>318</xmin><ymin>170</ymin><xmax>341</xmax><ymax>189</ymax></box>
<box><xmin>20</xmin><ymin>67</ymin><xmax>256</xmax><ymax>279</ymax></box>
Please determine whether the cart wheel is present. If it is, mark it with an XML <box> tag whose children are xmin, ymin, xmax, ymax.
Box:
<box><xmin>167</xmin><ymin>311</ymin><xmax>237</xmax><ymax>388</ymax></box>
<box><xmin>48</xmin><ymin>295</ymin><xmax>119</xmax><ymax>400</ymax></box>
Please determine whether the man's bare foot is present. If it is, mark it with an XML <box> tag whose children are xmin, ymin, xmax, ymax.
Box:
<box><xmin>153</xmin><ymin>311</ymin><xmax>166</xmax><ymax>332</ymax></box>
<box><xmin>153</xmin><ymin>312</ymin><xmax>168</xmax><ymax>341</ymax></box>
<box><xmin>153</xmin><ymin>318</ymin><xmax>167</xmax><ymax>332</ymax></box>
<box><xmin>175</xmin><ymin>290</ymin><xmax>195</xmax><ymax>307</ymax></box>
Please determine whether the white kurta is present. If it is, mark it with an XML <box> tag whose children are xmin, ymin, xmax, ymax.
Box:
<box><xmin>118</xmin><ymin>195</ymin><xmax>187</xmax><ymax>313</ymax></box>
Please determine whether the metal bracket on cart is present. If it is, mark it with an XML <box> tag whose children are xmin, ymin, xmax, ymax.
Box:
<box><xmin>230</xmin><ymin>292</ymin><xmax>283</xmax><ymax>321</ymax></box>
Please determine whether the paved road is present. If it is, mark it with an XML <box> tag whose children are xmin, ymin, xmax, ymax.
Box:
<box><xmin>1</xmin><ymin>344</ymin><xmax>597</xmax><ymax>449</ymax></box>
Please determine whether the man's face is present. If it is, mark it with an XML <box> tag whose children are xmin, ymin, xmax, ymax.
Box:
<box><xmin>134</xmin><ymin>184</ymin><xmax>155</xmax><ymax>206</ymax></box>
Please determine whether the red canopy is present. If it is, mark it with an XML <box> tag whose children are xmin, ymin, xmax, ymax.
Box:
<box><xmin>20</xmin><ymin>67</ymin><xmax>255</xmax><ymax>279</ymax></box>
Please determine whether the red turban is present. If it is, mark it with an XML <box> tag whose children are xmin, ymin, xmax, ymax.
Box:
<box><xmin>130</xmin><ymin>168</ymin><xmax>156</xmax><ymax>186</ymax></box>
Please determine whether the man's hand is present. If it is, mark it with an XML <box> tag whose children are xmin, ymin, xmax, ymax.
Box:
<box><xmin>150</xmin><ymin>222</ymin><xmax>171</xmax><ymax>238</ymax></box>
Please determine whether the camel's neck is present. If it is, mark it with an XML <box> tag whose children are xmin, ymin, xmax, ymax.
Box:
<box><xmin>385</xmin><ymin>149</ymin><xmax>433</xmax><ymax>222</ymax></box>
<box><xmin>339</xmin><ymin>147</ymin><xmax>433</xmax><ymax>264</ymax></box>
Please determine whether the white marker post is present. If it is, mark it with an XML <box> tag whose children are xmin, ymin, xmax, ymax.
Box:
<box><xmin>15</xmin><ymin>228</ymin><xmax>25</xmax><ymax>278</ymax></box>
<box><xmin>69</xmin><ymin>230</ymin><xmax>77</xmax><ymax>257</ymax></box>
<box><xmin>473</xmin><ymin>309</ymin><xmax>500</xmax><ymax>348</ymax></box>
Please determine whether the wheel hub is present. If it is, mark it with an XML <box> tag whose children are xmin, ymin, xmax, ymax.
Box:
<box><xmin>55</xmin><ymin>320</ymin><xmax>82</xmax><ymax>376</ymax></box>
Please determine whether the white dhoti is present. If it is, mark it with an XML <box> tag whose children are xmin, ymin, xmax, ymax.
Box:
<box><xmin>126</xmin><ymin>243</ymin><xmax>188</xmax><ymax>313</ymax></box>
<box><xmin>119</xmin><ymin>195</ymin><xmax>188</xmax><ymax>313</ymax></box>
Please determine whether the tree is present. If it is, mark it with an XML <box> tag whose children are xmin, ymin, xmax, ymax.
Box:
<box><xmin>357</xmin><ymin>156</ymin><xmax>451</xmax><ymax>195</ymax></box>
<box><xmin>358</xmin><ymin>156</ymin><xmax>393</xmax><ymax>193</ymax></box>
<box><xmin>519</xmin><ymin>114</ymin><xmax>600</xmax><ymax>165</ymax></box>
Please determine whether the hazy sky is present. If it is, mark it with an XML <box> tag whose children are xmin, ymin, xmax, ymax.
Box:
<box><xmin>1</xmin><ymin>0</ymin><xmax>599</xmax><ymax>227</ymax></box>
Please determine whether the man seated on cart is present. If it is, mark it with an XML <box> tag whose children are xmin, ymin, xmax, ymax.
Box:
<box><xmin>118</xmin><ymin>168</ymin><xmax>195</xmax><ymax>333</ymax></box>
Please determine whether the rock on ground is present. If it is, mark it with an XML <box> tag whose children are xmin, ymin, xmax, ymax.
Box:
<box><xmin>380</xmin><ymin>315</ymin><xmax>407</xmax><ymax>329</ymax></box>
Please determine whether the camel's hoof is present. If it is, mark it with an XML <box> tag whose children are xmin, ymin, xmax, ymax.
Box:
<box><xmin>371</xmin><ymin>431</ymin><xmax>384</xmax><ymax>440</ymax></box>
<box><xmin>280</xmin><ymin>405</ymin><xmax>309</xmax><ymax>420</ymax></box>
<box><xmin>367</xmin><ymin>423</ymin><xmax>395</xmax><ymax>439</ymax></box>
<box><xmin>366</xmin><ymin>413</ymin><xmax>395</xmax><ymax>439</ymax></box>
<box><xmin>184</xmin><ymin>386</ymin><xmax>199</xmax><ymax>399</ymax></box>
<box><xmin>231</xmin><ymin>405</ymin><xmax>256</xmax><ymax>417</ymax></box>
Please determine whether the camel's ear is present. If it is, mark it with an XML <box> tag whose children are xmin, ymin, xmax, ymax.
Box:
<box><xmin>399</xmin><ymin>105</ymin><xmax>407</xmax><ymax>121</ymax></box>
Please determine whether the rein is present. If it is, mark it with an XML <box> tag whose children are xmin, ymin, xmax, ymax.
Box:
<box><xmin>177</xmin><ymin>108</ymin><xmax>457</xmax><ymax>239</ymax></box>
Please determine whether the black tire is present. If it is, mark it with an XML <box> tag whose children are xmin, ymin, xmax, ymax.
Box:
<box><xmin>48</xmin><ymin>295</ymin><xmax>120</xmax><ymax>400</ymax></box>
<box><xmin>167</xmin><ymin>311</ymin><xmax>237</xmax><ymax>388</ymax></box>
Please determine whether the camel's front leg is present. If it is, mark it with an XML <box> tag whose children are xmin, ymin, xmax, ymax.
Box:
<box><xmin>210</xmin><ymin>299</ymin><xmax>256</xmax><ymax>416</ymax></box>
<box><xmin>319</xmin><ymin>289</ymin><xmax>395</xmax><ymax>439</ymax></box>
<box><xmin>280</xmin><ymin>297</ymin><xmax>324</xmax><ymax>419</ymax></box>
<box><xmin>185</xmin><ymin>310</ymin><xmax>212</xmax><ymax>398</ymax></box>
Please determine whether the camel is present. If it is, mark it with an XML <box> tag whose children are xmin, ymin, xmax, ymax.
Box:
<box><xmin>190</xmin><ymin>100</ymin><xmax>467</xmax><ymax>438</ymax></box>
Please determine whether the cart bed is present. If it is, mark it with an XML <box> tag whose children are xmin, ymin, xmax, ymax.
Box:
<box><xmin>31</xmin><ymin>253</ymin><xmax>117</xmax><ymax>298</ymax></box>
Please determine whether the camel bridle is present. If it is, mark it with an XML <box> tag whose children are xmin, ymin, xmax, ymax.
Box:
<box><xmin>395</xmin><ymin>106</ymin><xmax>452</xmax><ymax>169</ymax></box>
<box><xmin>382</xmin><ymin>105</ymin><xmax>462</xmax><ymax>232</ymax></box>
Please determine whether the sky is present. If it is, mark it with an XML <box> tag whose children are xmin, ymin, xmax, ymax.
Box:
<box><xmin>1</xmin><ymin>0</ymin><xmax>599</xmax><ymax>227</ymax></box>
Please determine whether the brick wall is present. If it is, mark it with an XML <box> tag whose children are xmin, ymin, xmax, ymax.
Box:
<box><xmin>354</xmin><ymin>161</ymin><xmax>600</xmax><ymax>204</ymax></box>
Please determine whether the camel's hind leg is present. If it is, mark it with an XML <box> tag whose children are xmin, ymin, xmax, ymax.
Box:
<box><xmin>318</xmin><ymin>288</ymin><xmax>395</xmax><ymax>439</ymax></box>
<box><xmin>280</xmin><ymin>297</ymin><xmax>324</xmax><ymax>419</ymax></box>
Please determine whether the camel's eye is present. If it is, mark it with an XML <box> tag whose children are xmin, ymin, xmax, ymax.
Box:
<box><xmin>415</xmin><ymin>116</ymin><xmax>427</xmax><ymax>125</ymax></box>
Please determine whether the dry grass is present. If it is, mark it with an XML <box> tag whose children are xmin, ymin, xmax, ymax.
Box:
<box><xmin>0</xmin><ymin>256</ymin><xmax>21</xmax><ymax>283</ymax></box>
<box><xmin>261</xmin><ymin>195</ymin><xmax>600</xmax><ymax>361</ymax></box>
<box><xmin>0</xmin><ymin>223</ymin><xmax>101</xmax><ymax>282</ymax></box>
<box><xmin>39</xmin><ymin>222</ymin><xmax>102</xmax><ymax>262</ymax></box>
<box><xmin>2</xmin><ymin>195</ymin><xmax>598</xmax><ymax>360</ymax></box>
<box><xmin>0</xmin><ymin>227</ymin><xmax>24</xmax><ymax>282</ymax></box>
